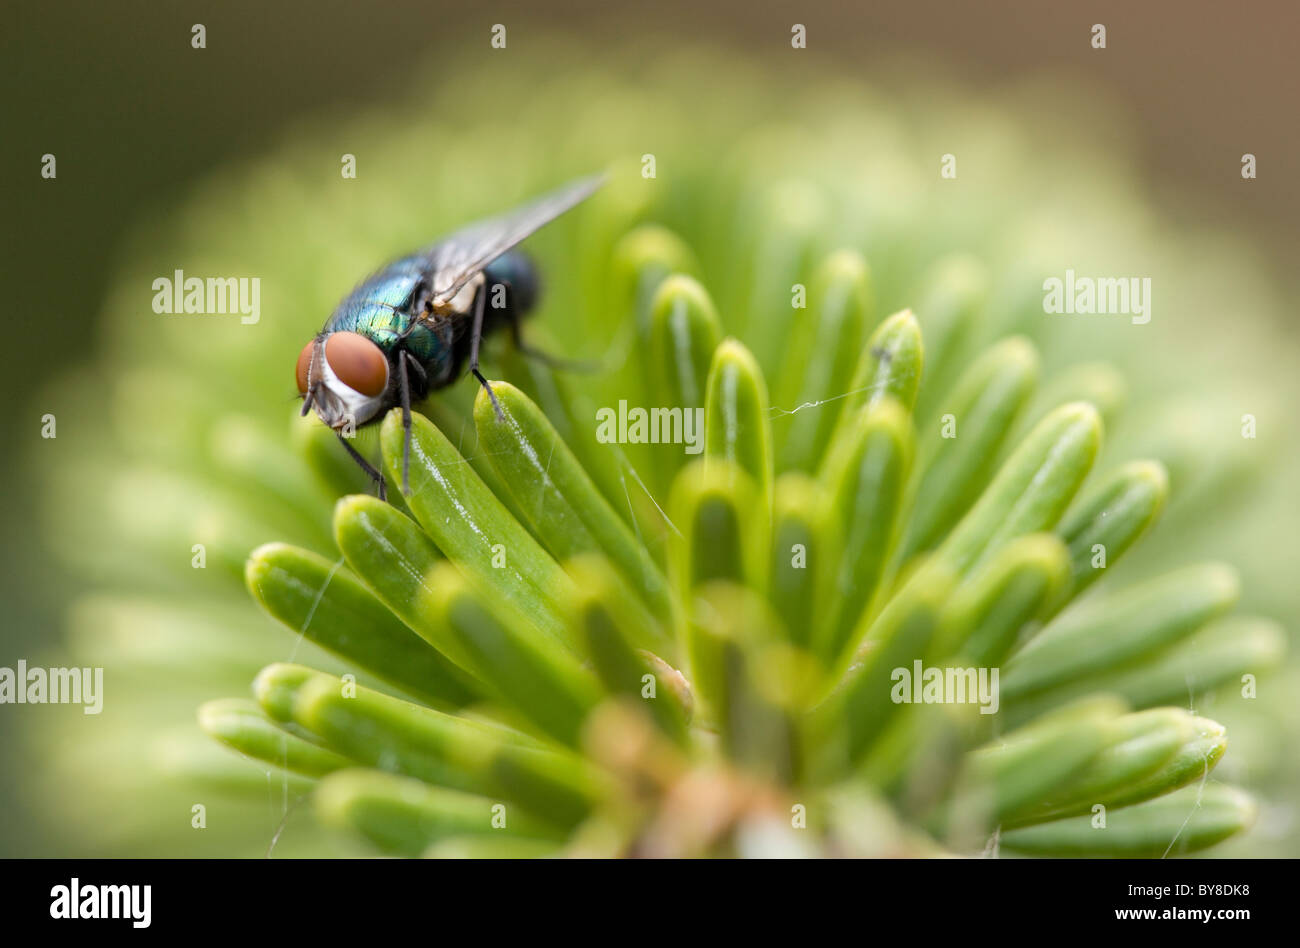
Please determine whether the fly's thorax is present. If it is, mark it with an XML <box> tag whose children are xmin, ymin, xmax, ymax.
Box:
<box><xmin>296</xmin><ymin>331</ymin><xmax>392</xmax><ymax>430</ymax></box>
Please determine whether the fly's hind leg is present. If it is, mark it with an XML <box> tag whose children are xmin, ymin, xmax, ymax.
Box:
<box><xmin>509</xmin><ymin>317</ymin><xmax>601</xmax><ymax>374</ymax></box>
<box><xmin>491</xmin><ymin>275</ymin><xmax>598</xmax><ymax>374</ymax></box>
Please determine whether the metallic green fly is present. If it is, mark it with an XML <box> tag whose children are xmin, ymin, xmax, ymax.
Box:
<box><xmin>296</xmin><ymin>174</ymin><xmax>604</xmax><ymax>500</ymax></box>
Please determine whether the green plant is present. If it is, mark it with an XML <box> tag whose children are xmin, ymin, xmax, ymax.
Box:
<box><xmin>24</xmin><ymin>41</ymin><xmax>1295</xmax><ymax>857</ymax></box>
<box><xmin>222</xmin><ymin>314</ymin><xmax>1279</xmax><ymax>854</ymax></box>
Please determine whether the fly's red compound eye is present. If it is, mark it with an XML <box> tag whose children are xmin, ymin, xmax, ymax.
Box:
<box><xmin>295</xmin><ymin>340</ymin><xmax>316</xmax><ymax>394</ymax></box>
<box><xmin>324</xmin><ymin>332</ymin><xmax>389</xmax><ymax>397</ymax></box>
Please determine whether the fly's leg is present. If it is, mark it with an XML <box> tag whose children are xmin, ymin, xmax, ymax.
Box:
<box><xmin>397</xmin><ymin>352</ymin><xmax>414</xmax><ymax>496</ymax></box>
<box><xmin>494</xmin><ymin>276</ymin><xmax>597</xmax><ymax>373</ymax></box>
<box><xmin>468</xmin><ymin>287</ymin><xmax>505</xmax><ymax>420</ymax></box>
<box><xmin>509</xmin><ymin>318</ymin><xmax>600</xmax><ymax>374</ymax></box>
<box><xmin>336</xmin><ymin>432</ymin><xmax>387</xmax><ymax>503</ymax></box>
<box><xmin>399</xmin><ymin>350</ymin><xmax>428</xmax><ymax>496</ymax></box>
<box><xmin>403</xmin><ymin>350</ymin><xmax>428</xmax><ymax>390</ymax></box>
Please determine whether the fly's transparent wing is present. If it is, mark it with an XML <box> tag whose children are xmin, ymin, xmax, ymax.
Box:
<box><xmin>426</xmin><ymin>173</ymin><xmax>606</xmax><ymax>303</ymax></box>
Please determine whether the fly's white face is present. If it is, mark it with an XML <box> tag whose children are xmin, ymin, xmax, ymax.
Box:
<box><xmin>296</xmin><ymin>331</ymin><xmax>390</xmax><ymax>430</ymax></box>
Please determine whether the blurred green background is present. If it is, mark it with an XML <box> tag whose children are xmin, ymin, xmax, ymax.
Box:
<box><xmin>2</xmin><ymin>1</ymin><xmax>1297</xmax><ymax>857</ymax></box>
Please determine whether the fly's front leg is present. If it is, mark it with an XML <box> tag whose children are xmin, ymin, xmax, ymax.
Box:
<box><xmin>336</xmin><ymin>432</ymin><xmax>387</xmax><ymax>503</ymax></box>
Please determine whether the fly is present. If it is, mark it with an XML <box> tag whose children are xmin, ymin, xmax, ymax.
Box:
<box><xmin>295</xmin><ymin>174</ymin><xmax>604</xmax><ymax>501</ymax></box>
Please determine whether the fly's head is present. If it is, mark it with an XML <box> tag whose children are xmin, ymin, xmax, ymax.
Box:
<box><xmin>296</xmin><ymin>331</ymin><xmax>391</xmax><ymax>431</ymax></box>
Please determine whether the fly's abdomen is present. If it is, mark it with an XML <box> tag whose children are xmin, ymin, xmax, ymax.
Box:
<box><xmin>482</xmin><ymin>249</ymin><xmax>540</xmax><ymax>316</ymax></box>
